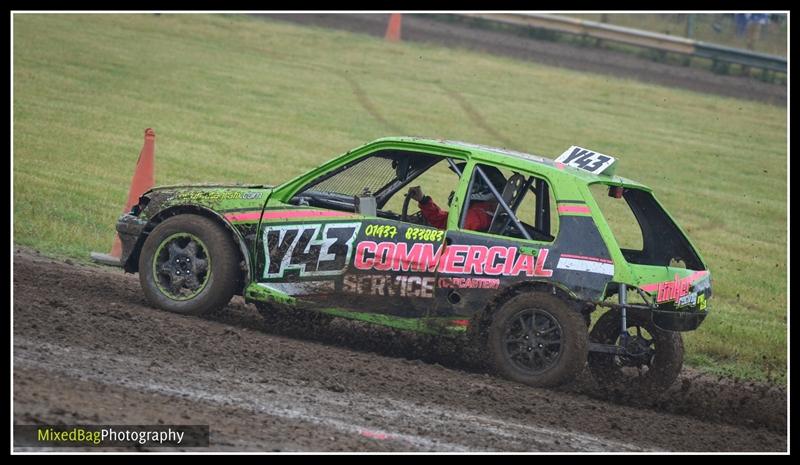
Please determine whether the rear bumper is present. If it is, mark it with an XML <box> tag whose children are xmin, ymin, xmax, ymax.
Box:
<box><xmin>652</xmin><ymin>308</ymin><xmax>708</xmax><ymax>331</ymax></box>
<box><xmin>637</xmin><ymin>270</ymin><xmax>712</xmax><ymax>332</ymax></box>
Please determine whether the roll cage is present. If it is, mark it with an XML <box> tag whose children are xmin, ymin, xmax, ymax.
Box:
<box><xmin>287</xmin><ymin>149</ymin><xmax>554</xmax><ymax>240</ymax></box>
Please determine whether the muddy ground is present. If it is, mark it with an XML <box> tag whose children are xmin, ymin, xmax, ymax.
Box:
<box><xmin>12</xmin><ymin>248</ymin><xmax>786</xmax><ymax>451</ymax></box>
<box><xmin>258</xmin><ymin>14</ymin><xmax>786</xmax><ymax>106</ymax></box>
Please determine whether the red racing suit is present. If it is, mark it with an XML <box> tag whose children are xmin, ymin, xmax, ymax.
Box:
<box><xmin>418</xmin><ymin>196</ymin><xmax>496</xmax><ymax>232</ymax></box>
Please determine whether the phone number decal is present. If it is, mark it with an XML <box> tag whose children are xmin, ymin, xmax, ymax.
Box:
<box><xmin>364</xmin><ymin>224</ymin><xmax>398</xmax><ymax>239</ymax></box>
<box><xmin>405</xmin><ymin>227</ymin><xmax>444</xmax><ymax>242</ymax></box>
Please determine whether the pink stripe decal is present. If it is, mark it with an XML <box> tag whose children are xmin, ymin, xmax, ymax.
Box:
<box><xmin>558</xmin><ymin>205</ymin><xmax>591</xmax><ymax>214</ymax></box>
<box><xmin>560</xmin><ymin>253</ymin><xmax>613</xmax><ymax>264</ymax></box>
<box><xmin>225</xmin><ymin>209</ymin><xmax>355</xmax><ymax>223</ymax></box>
<box><xmin>224</xmin><ymin>212</ymin><xmax>262</xmax><ymax>222</ymax></box>
<box><xmin>639</xmin><ymin>270</ymin><xmax>709</xmax><ymax>292</ymax></box>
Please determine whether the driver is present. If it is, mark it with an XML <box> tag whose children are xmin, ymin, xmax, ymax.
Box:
<box><xmin>407</xmin><ymin>165</ymin><xmax>506</xmax><ymax>232</ymax></box>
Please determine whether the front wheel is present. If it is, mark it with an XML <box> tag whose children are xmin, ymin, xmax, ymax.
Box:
<box><xmin>139</xmin><ymin>214</ymin><xmax>240</xmax><ymax>315</ymax></box>
<box><xmin>487</xmin><ymin>292</ymin><xmax>588</xmax><ymax>387</ymax></box>
<box><xmin>588</xmin><ymin>308</ymin><xmax>684</xmax><ymax>393</ymax></box>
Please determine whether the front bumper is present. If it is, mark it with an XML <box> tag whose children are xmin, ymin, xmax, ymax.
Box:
<box><xmin>116</xmin><ymin>213</ymin><xmax>148</xmax><ymax>270</ymax></box>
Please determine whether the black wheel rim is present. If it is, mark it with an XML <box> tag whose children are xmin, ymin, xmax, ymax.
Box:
<box><xmin>153</xmin><ymin>232</ymin><xmax>211</xmax><ymax>301</ymax></box>
<box><xmin>502</xmin><ymin>308</ymin><xmax>564</xmax><ymax>375</ymax></box>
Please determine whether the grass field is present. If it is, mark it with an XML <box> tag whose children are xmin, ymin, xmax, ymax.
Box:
<box><xmin>13</xmin><ymin>14</ymin><xmax>787</xmax><ymax>383</ymax></box>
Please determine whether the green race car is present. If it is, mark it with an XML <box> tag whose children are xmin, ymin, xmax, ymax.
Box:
<box><xmin>116</xmin><ymin>137</ymin><xmax>711</xmax><ymax>391</ymax></box>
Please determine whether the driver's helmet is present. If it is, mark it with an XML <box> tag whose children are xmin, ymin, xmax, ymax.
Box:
<box><xmin>450</xmin><ymin>162</ymin><xmax>506</xmax><ymax>202</ymax></box>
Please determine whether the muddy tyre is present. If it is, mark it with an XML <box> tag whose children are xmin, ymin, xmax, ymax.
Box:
<box><xmin>588</xmin><ymin>308</ymin><xmax>684</xmax><ymax>393</ymax></box>
<box><xmin>139</xmin><ymin>214</ymin><xmax>239</xmax><ymax>315</ymax></box>
<box><xmin>488</xmin><ymin>292</ymin><xmax>588</xmax><ymax>387</ymax></box>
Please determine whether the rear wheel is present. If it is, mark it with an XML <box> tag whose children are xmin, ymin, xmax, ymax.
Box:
<box><xmin>139</xmin><ymin>214</ymin><xmax>240</xmax><ymax>315</ymax></box>
<box><xmin>588</xmin><ymin>308</ymin><xmax>684</xmax><ymax>392</ymax></box>
<box><xmin>487</xmin><ymin>292</ymin><xmax>588</xmax><ymax>387</ymax></box>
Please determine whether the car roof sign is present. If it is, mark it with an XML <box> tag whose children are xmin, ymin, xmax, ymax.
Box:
<box><xmin>555</xmin><ymin>146</ymin><xmax>618</xmax><ymax>176</ymax></box>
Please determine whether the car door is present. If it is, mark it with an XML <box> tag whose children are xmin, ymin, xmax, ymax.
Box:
<box><xmin>345</xmin><ymin>217</ymin><xmax>444</xmax><ymax>317</ymax></box>
<box><xmin>432</xmin><ymin>162</ymin><xmax>560</xmax><ymax>318</ymax></box>
<box><xmin>257</xmin><ymin>210</ymin><xmax>364</xmax><ymax>308</ymax></box>
<box><xmin>255</xmin><ymin>148</ymin><xmax>459</xmax><ymax>318</ymax></box>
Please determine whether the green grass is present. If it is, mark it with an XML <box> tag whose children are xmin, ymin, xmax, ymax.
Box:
<box><xmin>13</xmin><ymin>14</ymin><xmax>787</xmax><ymax>384</ymax></box>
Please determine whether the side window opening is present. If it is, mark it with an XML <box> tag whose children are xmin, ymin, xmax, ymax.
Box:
<box><xmin>461</xmin><ymin>163</ymin><xmax>558</xmax><ymax>242</ymax></box>
<box><xmin>590</xmin><ymin>183</ymin><xmax>705</xmax><ymax>270</ymax></box>
<box><xmin>304</xmin><ymin>155</ymin><xmax>400</xmax><ymax>199</ymax></box>
<box><xmin>589</xmin><ymin>184</ymin><xmax>643</xmax><ymax>251</ymax></box>
<box><xmin>382</xmin><ymin>157</ymin><xmax>463</xmax><ymax>220</ymax></box>
<box><xmin>291</xmin><ymin>150</ymin><xmax>463</xmax><ymax>225</ymax></box>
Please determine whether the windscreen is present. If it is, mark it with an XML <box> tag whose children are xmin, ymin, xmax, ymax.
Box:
<box><xmin>303</xmin><ymin>153</ymin><xmax>400</xmax><ymax>197</ymax></box>
<box><xmin>293</xmin><ymin>150</ymin><xmax>443</xmax><ymax>213</ymax></box>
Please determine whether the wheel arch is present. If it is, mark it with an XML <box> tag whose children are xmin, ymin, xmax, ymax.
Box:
<box><xmin>471</xmin><ymin>280</ymin><xmax>589</xmax><ymax>335</ymax></box>
<box><xmin>124</xmin><ymin>205</ymin><xmax>251</xmax><ymax>293</ymax></box>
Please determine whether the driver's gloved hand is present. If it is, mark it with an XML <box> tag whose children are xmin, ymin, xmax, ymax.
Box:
<box><xmin>408</xmin><ymin>186</ymin><xmax>424</xmax><ymax>202</ymax></box>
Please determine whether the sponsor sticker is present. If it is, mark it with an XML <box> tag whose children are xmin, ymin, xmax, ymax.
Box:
<box><xmin>556</xmin><ymin>253</ymin><xmax>614</xmax><ymax>276</ymax></box>
<box><xmin>438</xmin><ymin>277</ymin><xmax>500</xmax><ymax>289</ymax></box>
<box><xmin>177</xmin><ymin>190</ymin><xmax>263</xmax><ymax>201</ymax></box>
<box><xmin>354</xmin><ymin>241</ymin><xmax>553</xmax><ymax>277</ymax></box>
<box><xmin>655</xmin><ymin>274</ymin><xmax>692</xmax><ymax>304</ymax></box>
<box><xmin>639</xmin><ymin>271</ymin><xmax>710</xmax><ymax>305</ymax></box>
<box><xmin>343</xmin><ymin>274</ymin><xmax>435</xmax><ymax>298</ymax></box>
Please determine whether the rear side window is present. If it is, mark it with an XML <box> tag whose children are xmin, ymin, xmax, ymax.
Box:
<box><xmin>590</xmin><ymin>183</ymin><xmax>704</xmax><ymax>270</ymax></box>
<box><xmin>589</xmin><ymin>184</ymin><xmax>643</xmax><ymax>250</ymax></box>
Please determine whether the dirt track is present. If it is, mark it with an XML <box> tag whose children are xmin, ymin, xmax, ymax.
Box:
<box><xmin>12</xmin><ymin>248</ymin><xmax>786</xmax><ymax>451</ymax></box>
<box><xmin>258</xmin><ymin>14</ymin><xmax>786</xmax><ymax>106</ymax></box>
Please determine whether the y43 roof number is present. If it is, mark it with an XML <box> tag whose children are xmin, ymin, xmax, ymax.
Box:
<box><xmin>555</xmin><ymin>146</ymin><xmax>617</xmax><ymax>175</ymax></box>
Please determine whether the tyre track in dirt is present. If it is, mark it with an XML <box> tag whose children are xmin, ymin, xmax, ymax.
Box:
<box><xmin>15</xmin><ymin>339</ymin><xmax>644</xmax><ymax>452</ymax></box>
<box><xmin>437</xmin><ymin>84</ymin><xmax>516</xmax><ymax>148</ymax></box>
<box><xmin>12</xmin><ymin>248</ymin><xmax>786</xmax><ymax>451</ymax></box>
<box><xmin>340</xmin><ymin>72</ymin><xmax>405</xmax><ymax>134</ymax></box>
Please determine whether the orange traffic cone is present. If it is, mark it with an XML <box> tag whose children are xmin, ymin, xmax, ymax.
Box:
<box><xmin>385</xmin><ymin>13</ymin><xmax>402</xmax><ymax>42</ymax></box>
<box><xmin>91</xmin><ymin>128</ymin><xmax>156</xmax><ymax>266</ymax></box>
